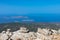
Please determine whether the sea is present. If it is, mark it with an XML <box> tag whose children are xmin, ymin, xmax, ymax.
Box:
<box><xmin>0</xmin><ymin>13</ymin><xmax>60</xmax><ymax>23</ymax></box>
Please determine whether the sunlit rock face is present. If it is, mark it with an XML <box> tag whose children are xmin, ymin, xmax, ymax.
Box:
<box><xmin>58</xmin><ymin>29</ymin><xmax>60</xmax><ymax>34</ymax></box>
<box><xmin>0</xmin><ymin>31</ymin><xmax>8</xmax><ymax>40</ymax></box>
<box><xmin>0</xmin><ymin>27</ymin><xmax>60</xmax><ymax>40</ymax></box>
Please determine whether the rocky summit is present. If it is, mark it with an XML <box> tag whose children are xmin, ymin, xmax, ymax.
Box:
<box><xmin>0</xmin><ymin>27</ymin><xmax>60</xmax><ymax>40</ymax></box>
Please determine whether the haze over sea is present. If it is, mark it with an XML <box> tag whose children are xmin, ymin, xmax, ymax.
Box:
<box><xmin>0</xmin><ymin>0</ymin><xmax>60</xmax><ymax>23</ymax></box>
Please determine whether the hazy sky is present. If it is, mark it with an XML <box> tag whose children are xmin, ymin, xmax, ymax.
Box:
<box><xmin>0</xmin><ymin>0</ymin><xmax>60</xmax><ymax>15</ymax></box>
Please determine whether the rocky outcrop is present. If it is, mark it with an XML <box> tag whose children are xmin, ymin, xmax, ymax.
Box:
<box><xmin>0</xmin><ymin>27</ymin><xmax>60</xmax><ymax>40</ymax></box>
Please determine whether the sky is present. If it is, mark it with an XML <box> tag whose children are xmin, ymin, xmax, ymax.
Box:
<box><xmin>0</xmin><ymin>0</ymin><xmax>60</xmax><ymax>15</ymax></box>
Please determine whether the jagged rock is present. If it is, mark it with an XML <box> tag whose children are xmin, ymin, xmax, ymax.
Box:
<box><xmin>19</xmin><ymin>27</ymin><xmax>29</xmax><ymax>33</ymax></box>
<box><xmin>0</xmin><ymin>27</ymin><xmax>60</xmax><ymax>40</ymax></box>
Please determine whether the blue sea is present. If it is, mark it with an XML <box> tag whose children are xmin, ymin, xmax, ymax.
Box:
<box><xmin>0</xmin><ymin>13</ymin><xmax>60</xmax><ymax>23</ymax></box>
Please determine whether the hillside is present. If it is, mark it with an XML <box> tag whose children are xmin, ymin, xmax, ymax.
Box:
<box><xmin>0</xmin><ymin>22</ymin><xmax>60</xmax><ymax>32</ymax></box>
